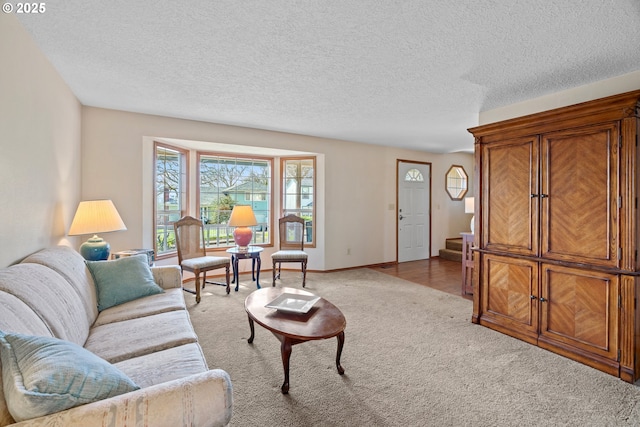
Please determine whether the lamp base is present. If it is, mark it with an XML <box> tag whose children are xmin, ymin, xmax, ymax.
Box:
<box><xmin>80</xmin><ymin>235</ymin><xmax>110</xmax><ymax>261</ymax></box>
<box><xmin>233</xmin><ymin>227</ymin><xmax>253</xmax><ymax>250</ymax></box>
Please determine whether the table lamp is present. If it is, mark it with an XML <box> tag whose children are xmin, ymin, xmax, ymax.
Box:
<box><xmin>228</xmin><ymin>205</ymin><xmax>257</xmax><ymax>251</ymax></box>
<box><xmin>68</xmin><ymin>200</ymin><xmax>127</xmax><ymax>261</ymax></box>
<box><xmin>465</xmin><ymin>196</ymin><xmax>475</xmax><ymax>234</ymax></box>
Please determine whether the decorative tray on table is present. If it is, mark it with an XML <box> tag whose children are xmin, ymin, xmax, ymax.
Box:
<box><xmin>265</xmin><ymin>293</ymin><xmax>321</xmax><ymax>314</ymax></box>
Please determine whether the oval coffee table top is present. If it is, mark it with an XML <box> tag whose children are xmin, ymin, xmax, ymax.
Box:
<box><xmin>245</xmin><ymin>287</ymin><xmax>346</xmax><ymax>341</ymax></box>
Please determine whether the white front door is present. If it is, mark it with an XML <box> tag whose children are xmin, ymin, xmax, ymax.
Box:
<box><xmin>398</xmin><ymin>161</ymin><xmax>431</xmax><ymax>262</ymax></box>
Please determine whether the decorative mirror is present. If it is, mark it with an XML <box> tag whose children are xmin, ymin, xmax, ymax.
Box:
<box><xmin>445</xmin><ymin>165</ymin><xmax>468</xmax><ymax>200</ymax></box>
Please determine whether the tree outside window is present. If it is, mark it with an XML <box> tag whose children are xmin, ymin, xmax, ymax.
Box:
<box><xmin>281</xmin><ymin>158</ymin><xmax>315</xmax><ymax>246</ymax></box>
<box><xmin>199</xmin><ymin>154</ymin><xmax>272</xmax><ymax>248</ymax></box>
<box><xmin>154</xmin><ymin>144</ymin><xmax>187</xmax><ymax>256</ymax></box>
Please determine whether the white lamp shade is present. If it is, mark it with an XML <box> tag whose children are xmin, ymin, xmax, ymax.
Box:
<box><xmin>68</xmin><ymin>200</ymin><xmax>127</xmax><ymax>236</ymax></box>
<box><xmin>464</xmin><ymin>197</ymin><xmax>475</xmax><ymax>214</ymax></box>
<box><xmin>228</xmin><ymin>205</ymin><xmax>257</xmax><ymax>227</ymax></box>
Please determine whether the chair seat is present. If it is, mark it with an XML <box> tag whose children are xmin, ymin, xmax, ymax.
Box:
<box><xmin>271</xmin><ymin>250</ymin><xmax>308</xmax><ymax>261</ymax></box>
<box><xmin>181</xmin><ymin>256</ymin><xmax>230</xmax><ymax>271</ymax></box>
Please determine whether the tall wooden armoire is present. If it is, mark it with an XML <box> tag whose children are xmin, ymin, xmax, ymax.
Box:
<box><xmin>468</xmin><ymin>90</ymin><xmax>640</xmax><ymax>382</ymax></box>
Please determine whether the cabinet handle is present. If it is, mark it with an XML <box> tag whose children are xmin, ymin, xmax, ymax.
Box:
<box><xmin>539</xmin><ymin>297</ymin><xmax>547</xmax><ymax>302</ymax></box>
<box><xmin>540</xmin><ymin>194</ymin><xmax>549</xmax><ymax>198</ymax></box>
<box><xmin>530</xmin><ymin>295</ymin><xmax>536</xmax><ymax>299</ymax></box>
<box><xmin>530</xmin><ymin>194</ymin><xmax>538</xmax><ymax>198</ymax></box>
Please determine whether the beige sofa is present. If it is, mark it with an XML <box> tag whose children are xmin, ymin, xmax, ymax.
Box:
<box><xmin>0</xmin><ymin>246</ymin><xmax>232</xmax><ymax>426</ymax></box>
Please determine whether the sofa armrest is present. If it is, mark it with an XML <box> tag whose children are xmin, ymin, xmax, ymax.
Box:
<box><xmin>151</xmin><ymin>265</ymin><xmax>183</xmax><ymax>290</ymax></box>
<box><xmin>10</xmin><ymin>369</ymin><xmax>233</xmax><ymax>427</ymax></box>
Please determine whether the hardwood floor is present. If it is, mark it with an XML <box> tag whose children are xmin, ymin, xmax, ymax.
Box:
<box><xmin>371</xmin><ymin>257</ymin><xmax>471</xmax><ymax>300</ymax></box>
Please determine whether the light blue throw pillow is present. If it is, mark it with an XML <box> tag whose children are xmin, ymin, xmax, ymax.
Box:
<box><xmin>86</xmin><ymin>254</ymin><xmax>163</xmax><ymax>311</ymax></box>
<box><xmin>0</xmin><ymin>331</ymin><xmax>139</xmax><ymax>422</ymax></box>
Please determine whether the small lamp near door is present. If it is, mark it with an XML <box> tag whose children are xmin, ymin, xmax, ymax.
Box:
<box><xmin>68</xmin><ymin>200</ymin><xmax>127</xmax><ymax>261</ymax></box>
<box><xmin>465</xmin><ymin>197</ymin><xmax>475</xmax><ymax>234</ymax></box>
<box><xmin>228</xmin><ymin>205</ymin><xmax>257</xmax><ymax>252</ymax></box>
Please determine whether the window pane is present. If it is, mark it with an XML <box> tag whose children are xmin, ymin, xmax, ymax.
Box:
<box><xmin>155</xmin><ymin>145</ymin><xmax>186</xmax><ymax>255</ymax></box>
<box><xmin>199</xmin><ymin>154</ymin><xmax>271</xmax><ymax>248</ymax></box>
<box><xmin>405</xmin><ymin>168</ymin><xmax>424</xmax><ymax>182</ymax></box>
<box><xmin>282</xmin><ymin>158</ymin><xmax>315</xmax><ymax>244</ymax></box>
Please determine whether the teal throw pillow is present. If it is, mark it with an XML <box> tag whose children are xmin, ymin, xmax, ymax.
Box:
<box><xmin>0</xmin><ymin>331</ymin><xmax>139</xmax><ymax>422</ymax></box>
<box><xmin>86</xmin><ymin>254</ymin><xmax>164</xmax><ymax>311</ymax></box>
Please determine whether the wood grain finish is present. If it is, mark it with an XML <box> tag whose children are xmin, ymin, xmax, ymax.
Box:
<box><xmin>483</xmin><ymin>137</ymin><xmax>538</xmax><ymax>255</ymax></box>
<box><xmin>481</xmin><ymin>254</ymin><xmax>539</xmax><ymax>342</ymax></box>
<box><xmin>244</xmin><ymin>287</ymin><xmax>346</xmax><ymax>393</ymax></box>
<box><xmin>541</xmin><ymin>123</ymin><xmax>618</xmax><ymax>266</ymax></box>
<box><xmin>470</xmin><ymin>90</ymin><xmax>640</xmax><ymax>383</ymax></box>
<box><xmin>540</xmin><ymin>264</ymin><xmax>617</xmax><ymax>359</ymax></box>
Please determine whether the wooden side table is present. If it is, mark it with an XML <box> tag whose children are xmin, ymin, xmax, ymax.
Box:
<box><xmin>461</xmin><ymin>233</ymin><xmax>474</xmax><ymax>296</ymax></box>
<box><xmin>226</xmin><ymin>246</ymin><xmax>263</xmax><ymax>291</ymax></box>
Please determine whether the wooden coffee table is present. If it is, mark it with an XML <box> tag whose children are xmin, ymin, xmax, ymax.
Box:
<box><xmin>244</xmin><ymin>287</ymin><xmax>346</xmax><ymax>394</ymax></box>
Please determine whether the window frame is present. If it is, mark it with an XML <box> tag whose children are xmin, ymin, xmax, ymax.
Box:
<box><xmin>154</xmin><ymin>142</ymin><xmax>189</xmax><ymax>259</ymax></box>
<box><xmin>445</xmin><ymin>164</ymin><xmax>468</xmax><ymax>201</ymax></box>
<box><xmin>280</xmin><ymin>156</ymin><xmax>316</xmax><ymax>248</ymax></box>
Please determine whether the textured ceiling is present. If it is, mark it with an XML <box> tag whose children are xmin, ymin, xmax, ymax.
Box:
<box><xmin>15</xmin><ymin>1</ymin><xmax>640</xmax><ymax>153</ymax></box>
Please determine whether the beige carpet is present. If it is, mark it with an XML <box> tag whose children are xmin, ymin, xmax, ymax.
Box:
<box><xmin>186</xmin><ymin>268</ymin><xmax>640</xmax><ymax>426</ymax></box>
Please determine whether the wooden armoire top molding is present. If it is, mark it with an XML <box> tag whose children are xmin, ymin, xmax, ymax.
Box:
<box><xmin>468</xmin><ymin>89</ymin><xmax>640</xmax><ymax>142</ymax></box>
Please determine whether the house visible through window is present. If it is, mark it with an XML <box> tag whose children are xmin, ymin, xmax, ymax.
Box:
<box><xmin>154</xmin><ymin>144</ymin><xmax>187</xmax><ymax>255</ymax></box>
<box><xmin>199</xmin><ymin>154</ymin><xmax>272</xmax><ymax>248</ymax></box>
<box><xmin>281</xmin><ymin>158</ymin><xmax>315</xmax><ymax>246</ymax></box>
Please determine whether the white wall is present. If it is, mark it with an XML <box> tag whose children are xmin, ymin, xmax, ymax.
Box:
<box><xmin>480</xmin><ymin>70</ymin><xmax>640</xmax><ymax>124</ymax></box>
<box><xmin>0</xmin><ymin>14</ymin><xmax>82</xmax><ymax>268</ymax></box>
<box><xmin>81</xmin><ymin>107</ymin><xmax>473</xmax><ymax>271</ymax></box>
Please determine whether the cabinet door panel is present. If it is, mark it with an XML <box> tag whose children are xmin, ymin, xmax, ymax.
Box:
<box><xmin>541</xmin><ymin>123</ymin><xmax>619</xmax><ymax>267</ymax></box>
<box><xmin>539</xmin><ymin>264</ymin><xmax>618</xmax><ymax>361</ymax></box>
<box><xmin>481</xmin><ymin>254</ymin><xmax>538</xmax><ymax>339</ymax></box>
<box><xmin>482</xmin><ymin>137</ymin><xmax>539</xmax><ymax>255</ymax></box>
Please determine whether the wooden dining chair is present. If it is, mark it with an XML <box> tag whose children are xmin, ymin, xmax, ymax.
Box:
<box><xmin>271</xmin><ymin>214</ymin><xmax>308</xmax><ymax>287</ymax></box>
<box><xmin>174</xmin><ymin>216</ymin><xmax>230</xmax><ymax>303</ymax></box>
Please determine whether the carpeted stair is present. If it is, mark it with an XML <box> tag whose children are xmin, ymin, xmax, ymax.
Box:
<box><xmin>439</xmin><ymin>237</ymin><xmax>462</xmax><ymax>262</ymax></box>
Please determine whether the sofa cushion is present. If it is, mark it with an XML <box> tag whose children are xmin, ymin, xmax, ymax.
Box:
<box><xmin>0</xmin><ymin>291</ymin><xmax>54</xmax><ymax>427</ymax></box>
<box><xmin>0</xmin><ymin>369</ymin><xmax>15</xmax><ymax>427</ymax></box>
<box><xmin>21</xmin><ymin>246</ymin><xmax>99</xmax><ymax>327</ymax></box>
<box><xmin>0</xmin><ymin>292</ymin><xmax>53</xmax><ymax>338</ymax></box>
<box><xmin>0</xmin><ymin>264</ymin><xmax>90</xmax><ymax>346</ymax></box>
<box><xmin>85</xmin><ymin>310</ymin><xmax>198</xmax><ymax>363</ymax></box>
<box><xmin>115</xmin><ymin>343</ymin><xmax>208</xmax><ymax>388</ymax></box>
<box><xmin>86</xmin><ymin>255</ymin><xmax>164</xmax><ymax>311</ymax></box>
<box><xmin>0</xmin><ymin>331</ymin><xmax>139</xmax><ymax>422</ymax></box>
<box><xmin>93</xmin><ymin>288</ymin><xmax>185</xmax><ymax>327</ymax></box>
